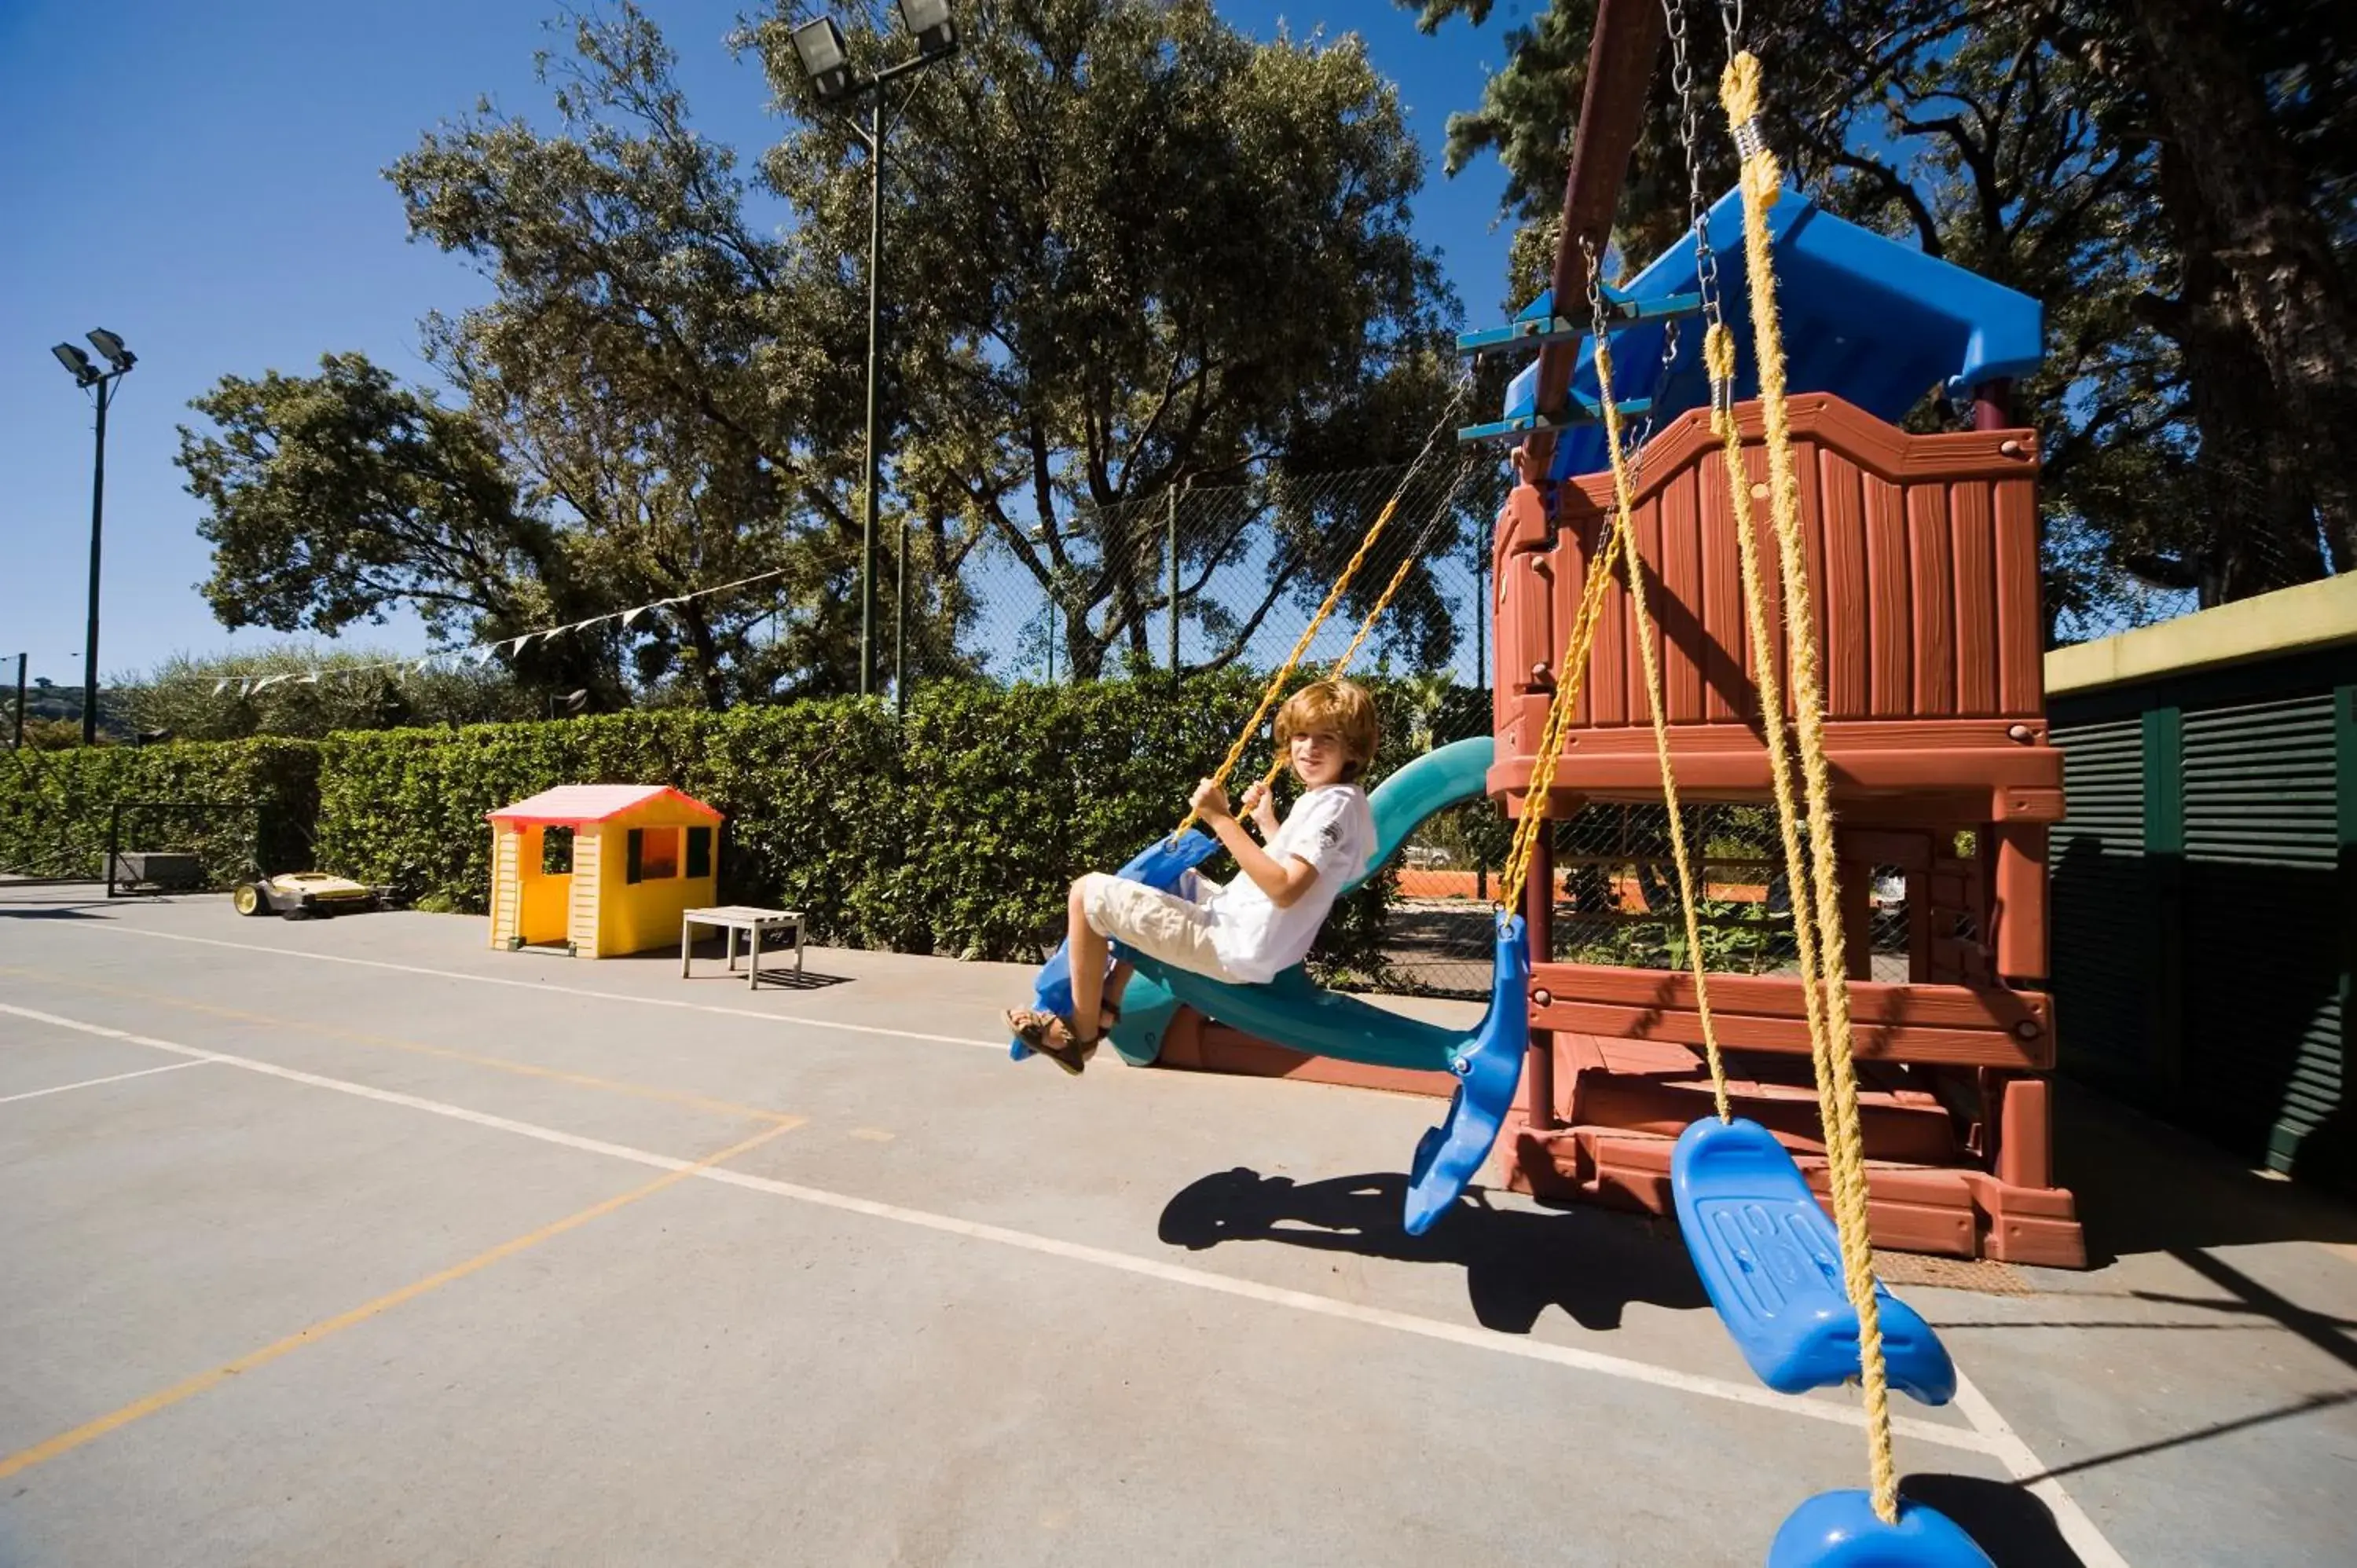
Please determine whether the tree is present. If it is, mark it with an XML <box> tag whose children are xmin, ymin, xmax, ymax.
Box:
<box><xmin>185</xmin><ymin>2</ymin><xmax>1479</xmax><ymax>698</ymax></box>
<box><xmin>1402</xmin><ymin>0</ymin><xmax>2357</xmax><ymax>630</ymax></box>
<box><xmin>178</xmin><ymin>352</ymin><xmax>628</xmax><ymax>705</ymax></box>
<box><xmin>112</xmin><ymin>645</ymin><xmax>545</xmax><ymax>742</ymax></box>
<box><xmin>740</xmin><ymin>0</ymin><xmax>1467</xmax><ymax>678</ymax></box>
<box><xmin>181</xmin><ymin>353</ymin><xmax>556</xmax><ymax>642</ymax></box>
<box><xmin>391</xmin><ymin>7</ymin><xmax>867</xmax><ymax>707</ymax></box>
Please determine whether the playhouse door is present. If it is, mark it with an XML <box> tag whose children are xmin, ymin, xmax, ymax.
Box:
<box><xmin>518</xmin><ymin>826</ymin><xmax>574</xmax><ymax>947</ymax></box>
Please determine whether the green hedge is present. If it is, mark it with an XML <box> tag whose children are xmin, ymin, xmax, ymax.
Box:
<box><xmin>0</xmin><ymin>738</ymin><xmax>318</xmax><ymax>884</ymax></box>
<box><xmin>314</xmin><ymin>699</ymin><xmax>904</xmax><ymax>945</ymax></box>
<box><xmin>4</xmin><ymin>675</ymin><xmax>1486</xmax><ymax>975</ymax></box>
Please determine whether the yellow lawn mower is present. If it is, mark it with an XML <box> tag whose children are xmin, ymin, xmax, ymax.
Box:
<box><xmin>232</xmin><ymin>872</ymin><xmax>392</xmax><ymax>919</ymax></box>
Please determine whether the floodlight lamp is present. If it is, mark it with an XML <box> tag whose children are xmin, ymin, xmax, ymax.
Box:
<box><xmin>51</xmin><ymin>343</ymin><xmax>100</xmax><ymax>383</ymax></box>
<box><xmin>896</xmin><ymin>0</ymin><xmax>958</xmax><ymax>56</ymax></box>
<box><xmin>86</xmin><ymin>328</ymin><xmax>136</xmax><ymax>371</ymax></box>
<box><xmin>791</xmin><ymin>16</ymin><xmax>854</xmax><ymax>103</ymax></box>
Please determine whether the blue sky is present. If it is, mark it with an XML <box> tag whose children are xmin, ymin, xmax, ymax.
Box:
<box><xmin>0</xmin><ymin>0</ymin><xmax>1529</xmax><ymax>685</ymax></box>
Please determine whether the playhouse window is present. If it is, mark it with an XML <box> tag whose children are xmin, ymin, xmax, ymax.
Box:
<box><xmin>541</xmin><ymin>826</ymin><xmax>574</xmax><ymax>875</ymax></box>
<box><xmin>628</xmin><ymin>826</ymin><xmax>680</xmax><ymax>882</ymax></box>
<box><xmin>687</xmin><ymin>826</ymin><xmax>713</xmax><ymax>879</ymax></box>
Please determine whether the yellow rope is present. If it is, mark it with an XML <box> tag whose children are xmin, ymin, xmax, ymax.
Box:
<box><xmin>1238</xmin><ymin>462</ymin><xmax>1485</xmax><ymax>811</ymax></box>
<box><xmin>1494</xmin><ymin>511</ymin><xmax>1627</xmax><ymax>915</ymax></box>
<box><xmin>1723</xmin><ymin>48</ymin><xmax>1899</xmax><ymax>1525</ymax></box>
<box><xmin>1171</xmin><ymin>485</ymin><xmax>1411</xmax><ymax>841</ymax></box>
<box><xmin>1704</xmin><ymin>321</ymin><xmax>1844</xmax><ymax>1209</ymax></box>
<box><xmin>1708</xmin><ymin>334</ymin><xmax>1840</xmax><ymax>1152</ymax></box>
<box><xmin>1591</xmin><ymin>334</ymin><xmax>1732</xmax><ymax>1122</ymax></box>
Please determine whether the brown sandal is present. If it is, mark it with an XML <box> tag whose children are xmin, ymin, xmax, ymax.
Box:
<box><xmin>1006</xmin><ymin>1005</ymin><xmax>1119</xmax><ymax>1076</ymax></box>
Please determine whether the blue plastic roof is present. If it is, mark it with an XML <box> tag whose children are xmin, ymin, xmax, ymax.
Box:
<box><xmin>1501</xmin><ymin>187</ymin><xmax>2044</xmax><ymax>482</ymax></box>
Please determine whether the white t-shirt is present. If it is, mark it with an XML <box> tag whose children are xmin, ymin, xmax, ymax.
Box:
<box><xmin>1203</xmin><ymin>783</ymin><xmax>1376</xmax><ymax>984</ymax></box>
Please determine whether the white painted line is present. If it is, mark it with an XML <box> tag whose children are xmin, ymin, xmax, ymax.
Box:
<box><xmin>59</xmin><ymin>922</ymin><xmax>1007</xmax><ymax>1052</ymax></box>
<box><xmin>1952</xmin><ymin>1368</ymin><xmax>2131</xmax><ymax>1566</ymax></box>
<box><xmin>0</xmin><ymin>1059</ymin><xmax>211</xmax><ymax>1105</ymax></box>
<box><xmin>0</xmin><ymin>999</ymin><xmax>1994</xmax><ymax>1460</ymax></box>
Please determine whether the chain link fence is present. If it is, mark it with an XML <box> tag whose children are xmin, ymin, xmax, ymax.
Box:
<box><xmin>1380</xmin><ymin>800</ymin><xmax>1917</xmax><ymax>1001</ymax></box>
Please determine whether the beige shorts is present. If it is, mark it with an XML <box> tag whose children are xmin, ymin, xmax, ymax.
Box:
<box><xmin>1077</xmin><ymin>872</ymin><xmax>1251</xmax><ymax>983</ymax></box>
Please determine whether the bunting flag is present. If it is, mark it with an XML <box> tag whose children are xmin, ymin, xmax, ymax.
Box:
<box><xmin>163</xmin><ymin>564</ymin><xmax>797</xmax><ymax>688</ymax></box>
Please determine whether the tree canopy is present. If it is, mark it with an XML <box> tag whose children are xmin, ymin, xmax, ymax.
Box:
<box><xmin>180</xmin><ymin>0</ymin><xmax>1468</xmax><ymax>700</ymax></box>
<box><xmin>1404</xmin><ymin>0</ymin><xmax>2357</xmax><ymax>637</ymax></box>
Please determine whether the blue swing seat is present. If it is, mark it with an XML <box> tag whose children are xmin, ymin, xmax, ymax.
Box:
<box><xmin>1767</xmin><ymin>1490</ymin><xmax>1994</xmax><ymax>1567</ymax></box>
<box><xmin>1672</xmin><ymin>1117</ymin><xmax>1956</xmax><ymax>1405</ymax></box>
<box><xmin>1013</xmin><ymin>738</ymin><xmax>1525</xmax><ymax>1233</ymax></box>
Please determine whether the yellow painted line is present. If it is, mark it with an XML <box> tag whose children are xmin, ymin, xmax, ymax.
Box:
<box><xmin>849</xmin><ymin>1128</ymin><xmax>896</xmax><ymax>1142</ymax></box>
<box><xmin>0</xmin><ymin>966</ymin><xmax>801</xmax><ymax>1128</ymax></box>
<box><xmin>0</xmin><ymin>1118</ymin><xmax>796</xmax><ymax>1483</ymax></box>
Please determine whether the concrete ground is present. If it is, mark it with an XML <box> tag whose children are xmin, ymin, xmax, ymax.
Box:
<box><xmin>0</xmin><ymin>887</ymin><xmax>2351</xmax><ymax>1566</ymax></box>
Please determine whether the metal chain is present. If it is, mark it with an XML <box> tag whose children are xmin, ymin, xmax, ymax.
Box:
<box><xmin>1581</xmin><ymin>232</ymin><xmax>1684</xmax><ymax>490</ymax></box>
<box><xmin>1665</xmin><ymin>0</ymin><xmax>1723</xmax><ymax>332</ymax></box>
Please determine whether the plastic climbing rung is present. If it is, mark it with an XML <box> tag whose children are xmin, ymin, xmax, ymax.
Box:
<box><xmin>1455</xmin><ymin>396</ymin><xmax>1655</xmax><ymax>445</ymax></box>
<box><xmin>1671</xmin><ymin>1118</ymin><xmax>1957</xmax><ymax>1405</ymax></box>
<box><xmin>1453</xmin><ymin>290</ymin><xmax>1707</xmax><ymax>354</ymax></box>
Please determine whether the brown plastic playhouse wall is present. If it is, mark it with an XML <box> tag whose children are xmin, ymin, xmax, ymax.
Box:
<box><xmin>1489</xmin><ymin>393</ymin><xmax>2061</xmax><ymax>826</ymax></box>
<box><xmin>1483</xmin><ymin>391</ymin><xmax>2081</xmax><ymax>1266</ymax></box>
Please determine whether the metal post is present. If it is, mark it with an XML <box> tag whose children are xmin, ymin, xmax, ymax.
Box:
<box><xmin>1474</xmin><ymin>524</ymin><xmax>1487</xmax><ymax>692</ymax></box>
<box><xmin>893</xmin><ymin>508</ymin><xmax>908</xmax><ymax>716</ymax></box>
<box><xmin>1166</xmin><ymin>486</ymin><xmax>1180</xmax><ymax>672</ymax></box>
<box><xmin>12</xmin><ymin>653</ymin><xmax>24</xmax><ymax>749</ymax></box>
<box><xmin>1523</xmin><ymin>827</ymin><xmax>1556</xmax><ymax>1132</ymax></box>
<box><xmin>859</xmin><ymin>92</ymin><xmax>885</xmax><ymax>699</ymax></box>
<box><xmin>1971</xmin><ymin>379</ymin><xmax>2014</xmax><ymax>431</ymax></box>
<box><xmin>83</xmin><ymin>381</ymin><xmax>109</xmax><ymax>745</ymax></box>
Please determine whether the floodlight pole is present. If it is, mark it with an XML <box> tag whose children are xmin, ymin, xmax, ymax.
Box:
<box><xmin>862</xmin><ymin>86</ymin><xmax>885</xmax><ymax>702</ymax></box>
<box><xmin>80</xmin><ymin>369</ymin><xmax>127</xmax><ymax>745</ymax></box>
<box><xmin>835</xmin><ymin>46</ymin><xmax>951</xmax><ymax>709</ymax></box>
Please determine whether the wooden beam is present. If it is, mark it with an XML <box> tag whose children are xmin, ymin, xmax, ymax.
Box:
<box><xmin>1521</xmin><ymin>0</ymin><xmax>1668</xmax><ymax>486</ymax></box>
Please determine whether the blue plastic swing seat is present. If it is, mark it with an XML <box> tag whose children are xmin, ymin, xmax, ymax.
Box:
<box><xmin>1768</xmin><ymin>1491</ymin><xmax>1995</xmax><ymax>1567</ymax></box>
<box><xmin>1671</xmin><ymin>1118</ymin><xmax>1958</xmax><ymax>1405</ymax></box>
<box><xmin>1012</xmin><ymin>738</ymin><xmax>1524</xmax><ymax>1233</ymax></box>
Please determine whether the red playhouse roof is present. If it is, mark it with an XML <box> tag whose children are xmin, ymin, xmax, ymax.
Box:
<box><xmin>486</xmin><ymin>785</ymin><xmax>723</xmax><ymax>827</ymax></box>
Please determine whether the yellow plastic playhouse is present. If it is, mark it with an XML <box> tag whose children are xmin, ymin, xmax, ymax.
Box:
<box><xmin>486</xmin><ymin>785</ymin><xmax>722</xmax><ymax>957</ymax></box>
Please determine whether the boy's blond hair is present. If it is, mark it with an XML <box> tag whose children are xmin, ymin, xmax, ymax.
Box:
<box><xmin>1276</xmin><ymin>678</ymin><xmax>1380</xmax><ymax>781</ymax></box>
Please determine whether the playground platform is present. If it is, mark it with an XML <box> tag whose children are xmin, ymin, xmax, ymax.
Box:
<box><xmin>1</xmin><ymin>888</ymin><xmax>2351</xmax><ymax>1566</ymax></box>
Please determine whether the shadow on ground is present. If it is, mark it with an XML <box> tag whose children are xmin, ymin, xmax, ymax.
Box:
<box><xmin>1157</xmin><ymin>1166</ymin><xmax>1708</xmax><ymax>1332</ymax></box>
<box><xmin>596</xmin><ymin>939</ymin><xmax>852</xmax><ymax>991</ymax></box>
<box><xmin>2058</xmin><ymin>1079</ymin><xmax>2357</xmax><ymax>1266</ymax></box>
<box><xmin>1898</xmin><ymin>1475</ymin><xmax>2084</xmax><ymax>1568</ymax></box>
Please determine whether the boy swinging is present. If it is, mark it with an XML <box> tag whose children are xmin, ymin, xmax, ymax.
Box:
<box><xmin>1006</xmin><ymin>679</ymin><xmax>1381</xmax><ymax>1075</ymax></box>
